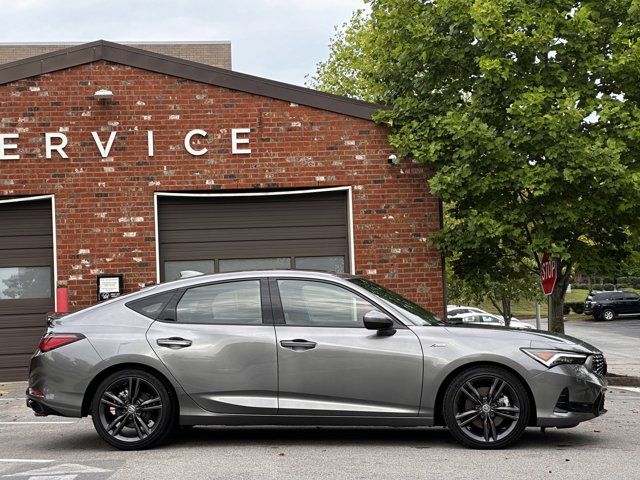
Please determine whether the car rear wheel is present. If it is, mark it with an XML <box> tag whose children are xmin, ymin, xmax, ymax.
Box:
<box><xmin>443</xmin><ymin>366</ymin><xmax>530</xmax><ymax>449</ymax></box>
<box><xmin>91</xmin><ymin>369</ymin><xmax>174</xmax><ymax>450</ymax></box>
<box><xmin>601</xmin><ymin>308</ymin><xmax>615</xmax><ymax>321</ymax></box>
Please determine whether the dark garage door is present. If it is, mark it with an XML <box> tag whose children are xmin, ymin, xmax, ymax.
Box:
<box><xmin>0</xmin><ymin>199</ymin><xmax>54</xmax><ymax>381</ymax></box>
<box><xmin>158</xmin><ymin>191</ymin><xmax>350</xmax><ymax>281</ymax></box>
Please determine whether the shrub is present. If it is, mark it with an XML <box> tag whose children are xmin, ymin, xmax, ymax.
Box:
<box><xmin>592</xmin><ymin>283</ymin><xmax>604</xmax><ymax>290</ymax></box>
<box><xmin>603</xmin><ymin>283</ymin><xmax>615</xmax><ymax>291</ymax></box>
<box><xmin>572</xmin><ymin>283</ymin><xmax>588</xmax><ymax>290</ymax></box>
<box><xmin>566</xmin><ymin>302</ymin><xmax>585</xmax><ymax>314</ymax></box>
<box><xmin>617</xmin><ymin>283</ymin><xmax>629</xmax><ymax>289</ymax></box>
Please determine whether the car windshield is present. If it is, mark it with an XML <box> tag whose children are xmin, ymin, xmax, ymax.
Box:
<box><xmin>348</xmin><ymin>277</ymin><xmax>443</xmax><ymax>326</ymax></box>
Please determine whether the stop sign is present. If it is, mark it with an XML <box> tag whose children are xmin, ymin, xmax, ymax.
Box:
<box><xmin>540</xmin><ymin>254</ymin><xmax>557</xmax><ymax>296</ymax></box>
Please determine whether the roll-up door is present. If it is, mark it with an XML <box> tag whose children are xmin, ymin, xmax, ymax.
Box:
<box><xmin>158</xmin><ymin>191</ymin><xmax>350</xmax><ymax>281</ymax></box>
<box><xmin>0</xmin><ymin>198</ymin><xmax>54</xmax><ymax>381</ymax></box>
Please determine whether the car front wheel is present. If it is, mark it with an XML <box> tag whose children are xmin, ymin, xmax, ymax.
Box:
<box><xmin>443</xmin><ymin>366</ymin><xmax>530</xmax><ymax>449</ymax></box>
<box><xmin>91</xmin><ymin>369</ymin><xmax>174</xmax><ymax>450</ymax></box>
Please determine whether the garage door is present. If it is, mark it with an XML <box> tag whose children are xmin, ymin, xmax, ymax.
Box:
<box><xmin>0</xmin><ymin>199</ymin><xmax>54</xmax><ymax>381</ymax></box>
<box><xmin>158</xmin><ymin>191</ymin><xmax>351</xmax><ymax>282</ymax></box>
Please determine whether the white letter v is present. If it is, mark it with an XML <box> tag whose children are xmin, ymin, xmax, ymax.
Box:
<box><xmin>91</xmin><ymin>131</ymin><xmax>117</xmax><ymax>158</ymax></box>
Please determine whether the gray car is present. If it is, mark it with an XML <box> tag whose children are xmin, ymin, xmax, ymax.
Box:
<box><xmin>26</xmin><ymin>270</ymin><xmax>607</xmax><ymax>450</ymax></box>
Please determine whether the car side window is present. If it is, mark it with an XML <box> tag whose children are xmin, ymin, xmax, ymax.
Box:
<box><xmin>277</xmin><ymin>280</ymin><xmax>375</xmax><ymax>327</ymax></box>
<box><xmin>482</xmin><ymin>315</ymin><xmax>501</xmax><ymax>324</ymax></box>
<box><xmin>126</xmin><ymin>291</ymin><xmax>175</xmax><ymax>319</ymax></box>
<box><xmin>176</xmin><ymin>280</ymin><xmax>262</xmax><ymax>325</ymax></box>
<box><xmin>624</xmin><ymin>292</ymin><xmax>639</xmax><ymax>301</ymax></box>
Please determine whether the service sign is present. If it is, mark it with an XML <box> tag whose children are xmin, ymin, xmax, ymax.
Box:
<box><xmin>0</xmin><ymin>128</ymin><xmax>252</xmax><ymax>160</ymax></box>
<box><xmin>97</xmin><ymin>274</ymin><xmax>124</xmax><ymax>302</ymax></box>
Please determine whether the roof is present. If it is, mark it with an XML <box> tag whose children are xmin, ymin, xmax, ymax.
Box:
<box><xmin>0</xmin><ymin>40</ymin><xmax>382</xmax><ymax>121</ymax></box>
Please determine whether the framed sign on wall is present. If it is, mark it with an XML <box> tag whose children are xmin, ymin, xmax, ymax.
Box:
<box><xmin>97</xmin><ymin>274</ymin><xmax>124</xmax><ymax>302</ymax></box>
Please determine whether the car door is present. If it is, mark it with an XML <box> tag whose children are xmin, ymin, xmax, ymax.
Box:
<box><xmin>270</xmin><ymin>278</ymin><xmax>423</xmax><ymax>416</ymax></box>
<box><xmin>608</xmin><ymin>292</ymin><xmax>625</xmax><ymax>313</ymax></box>
<box><xmin>146</xmin><ymin>278</ymin><xmax>278</xmax><ymax>414</ymax></box>
<box><xmin>622</xmin><ymin>292</ymin><xmax>640</xmax><ymax>315</ymax></box>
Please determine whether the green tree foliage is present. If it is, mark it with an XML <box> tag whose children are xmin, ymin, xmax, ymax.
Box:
<box><xmin>310</xmin><ymin>0</ymin><xmax>640</xmax><ymax>333</ymax></box>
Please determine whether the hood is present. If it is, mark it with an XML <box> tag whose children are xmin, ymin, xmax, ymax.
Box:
<box><xmin>525</xmin><ymin>329</ymin><xmax>600</xmax><ymax>353</ymax></box>
<box><xmin>443</xmin><ymin>324</ymin><xmax>600</xmax><ymax>353</ymax></box>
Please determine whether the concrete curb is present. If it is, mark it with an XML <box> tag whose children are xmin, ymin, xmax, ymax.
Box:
<box><xmin>607</xmin><ymin>374</ymin><xmax>640</xmax><ymax>387</ymax></box>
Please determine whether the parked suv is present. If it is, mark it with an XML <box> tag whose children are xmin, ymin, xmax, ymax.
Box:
<box><xmin>584</xmin><ymin>290</ymin><xmax>640</xmax><ymax>321</ymax></box>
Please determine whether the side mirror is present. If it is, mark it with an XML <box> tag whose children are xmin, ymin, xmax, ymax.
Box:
<box><xmin>363</xmin><ymin>310</ymin><xmax>396</xmax><ymax>336</ymax></box>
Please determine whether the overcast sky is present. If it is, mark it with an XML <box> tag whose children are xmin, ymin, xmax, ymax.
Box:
<box><xmin>0</xmin><ymin>0</ymin><xmax>365</xmax><ymax>86</ymax></box>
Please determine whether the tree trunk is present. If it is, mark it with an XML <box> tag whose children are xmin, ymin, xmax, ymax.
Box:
<box><xmin>501</xmin><ymin>297</ymin><xmax>512</xmax><ymax>327</ymax></box>
<box><xmin>549</xmin><ymin>265</ymin><xmax>572</xmax><ymax>334</ymax></box>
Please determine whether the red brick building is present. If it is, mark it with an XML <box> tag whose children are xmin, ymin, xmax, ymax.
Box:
<box><xmin>0</xmin><ymin>40</ymin><xmax>444</xmax><ymax>380</ymax></box>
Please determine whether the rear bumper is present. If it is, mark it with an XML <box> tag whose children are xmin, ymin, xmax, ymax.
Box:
<box><xmin>27</xmin><ymin>339</ymin><xmax>102</xmax><ymax>418</ymax></box>
<box><xmin>25</xmin><ymin>393</ymin><xmax>68</xmax><ymax>417</ymax></box>
<box><xmin>530</xmin><ymin>364</ymin><xmax>607</xmax><ymax>428</ymax></box>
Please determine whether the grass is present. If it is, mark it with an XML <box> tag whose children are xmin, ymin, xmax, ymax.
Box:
<box><xmin>476</xmin><ymin>288</ymin><xmax>640</xmax><ymax>320</ymax></box>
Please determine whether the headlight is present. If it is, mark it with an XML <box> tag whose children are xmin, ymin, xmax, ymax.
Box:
<box><xmin>521</xmin><ymin>348</ymin><xmax>588</xmax><ymax>368</ymax></box>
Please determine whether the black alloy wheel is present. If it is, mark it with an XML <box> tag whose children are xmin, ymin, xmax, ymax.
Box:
<box><xmin>91</xmin><ymin>369</ymin><xmax>174</xmax><ymax>450</ymax></box>
<box><xmin>443</xmin><ymin>366</ymin><xmax>530</xmax><ymax>449</ymax></box>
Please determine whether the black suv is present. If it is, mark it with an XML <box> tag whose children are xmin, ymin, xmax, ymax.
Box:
<box><xmin>584</xmin><ymin>290</ymin><xmax>640</xmax><ymax>321</ymax></box>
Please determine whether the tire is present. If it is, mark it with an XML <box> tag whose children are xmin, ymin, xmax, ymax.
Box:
<box><xmin>91</xmin><ymin>369</ymin><xmax>174</xmax><ymax>450</ymax></box>
<box><xmin>442</xmin><ymin>366</ymin><xmax>530</xmax><ymax>449</ymax></box>
<box><xmin>601</xmin><ymin>309</ymin><xmax>615</xmax><ymax>321</ymax></box>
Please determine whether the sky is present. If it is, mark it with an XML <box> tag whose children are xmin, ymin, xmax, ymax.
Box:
<box><xmin>0</xmin><ymin>0</ymin><xmax>365</xmax><ymax>86</ymax></box>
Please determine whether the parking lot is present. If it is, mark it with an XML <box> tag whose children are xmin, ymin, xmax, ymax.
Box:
<box><xmin>0</xmin><ymin>382</ymin><xmax>638</xmax><ymax>479</ymax></box>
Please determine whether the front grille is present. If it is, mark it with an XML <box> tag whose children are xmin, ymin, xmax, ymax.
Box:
<box><xmin>592</xmin><ymin>353</ymin><xmax>607</xmax><ymax>376</ymax></box>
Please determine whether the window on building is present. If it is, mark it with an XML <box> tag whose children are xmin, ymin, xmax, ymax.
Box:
<box><xmin>0</xmin><ymin>266</ymin><xmax>51</xmax><ymax>300</ymax></box>
<box><xmin>164</xmin><ymin>260</ymin><xmax>214</xmax><ymax>281</ymax></box>
<box><xmin>295</xmin><ymin>256</ymin><xmax>345</xmax><ymax>272</ymax></box>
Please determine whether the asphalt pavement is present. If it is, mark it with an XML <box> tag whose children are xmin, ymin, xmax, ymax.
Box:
<box><xmin>0</xmin><ymin>381</ymin><xmax>639</xmax><ymax>480</ymax></box>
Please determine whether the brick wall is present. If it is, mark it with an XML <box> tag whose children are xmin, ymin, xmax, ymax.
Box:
<box><xmin>0</xmin><ymin>61</ymin><xmax>444</xmax><ymax>314</ymax></box>
<box><xmin>0</xmin><ymin>42</ymin><xmax>232</xmax><ymax>69</ymax></box>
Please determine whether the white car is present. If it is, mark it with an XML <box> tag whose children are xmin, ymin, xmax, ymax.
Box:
<box><xmin>450</xmin><ymin>312</ymin><xmax>534</xmax><ymax>329</ymax></box>
<box><xmin>447</xmin><ymin>305</ymin><xmax>487</xmax><ymax>317</ymax></box>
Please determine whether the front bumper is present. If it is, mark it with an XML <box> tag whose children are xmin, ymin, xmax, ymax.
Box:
<box><xmin>530</xmin><ymin>364</ymin><xmax>607</xmax><ymax>428</ymax></box>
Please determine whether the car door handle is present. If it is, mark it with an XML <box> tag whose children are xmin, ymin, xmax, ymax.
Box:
<box><xmin>156</xmin><ymin>337</ymin><xmax>192</xmax><ymax>348</ymax></box>
<box><xmin>280</xmin><ymin>339</ymin><xmax>317</xmax><ymax>351</ymax></box>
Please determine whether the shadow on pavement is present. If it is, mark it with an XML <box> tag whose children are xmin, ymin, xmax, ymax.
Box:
<box><xmin>43</xmin><ymin>425</ymin><xmax>604</xmax><ymax>451</ymax></box>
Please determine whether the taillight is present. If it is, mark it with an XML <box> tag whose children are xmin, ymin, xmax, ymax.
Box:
<box><xmin>38</xmin><ymin>333</ymin><xmax>85</xmax><ymax>352</ymax></box>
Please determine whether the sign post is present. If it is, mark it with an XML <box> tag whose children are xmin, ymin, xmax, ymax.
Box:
<box><xmin>540</xmin><ymin>254</ymin><xmax>557</xmax><ymax>330</ymax></box>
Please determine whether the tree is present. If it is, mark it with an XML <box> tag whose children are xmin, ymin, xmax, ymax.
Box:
<box><xmin>310</xmin><ymin>0</ymin><xmax>640</xmax><ymax>333</ymax></box>
<box><xmin>446</xmin><ymin>257</ymin><xmax>540</xmax><ymax>326</ymax></box>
